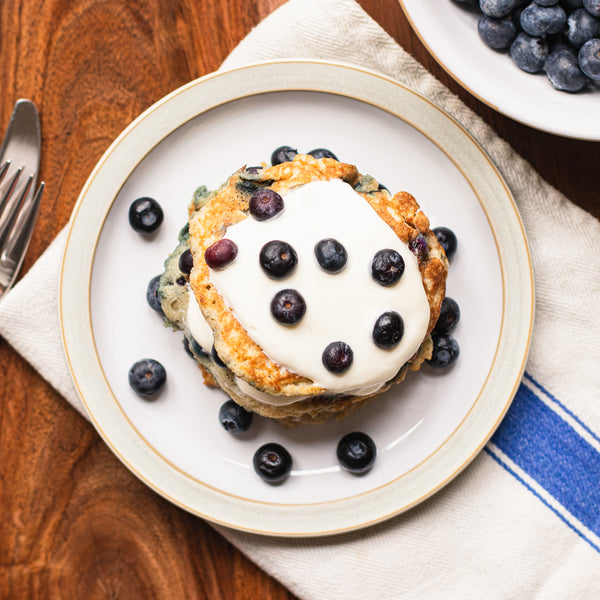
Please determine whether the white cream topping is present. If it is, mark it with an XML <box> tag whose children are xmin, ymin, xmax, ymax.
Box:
<box><xmin>235</xmin><ymin>377</ymin><xmax>310</xmax><ymax>406</ymax></box>
<box><xmin>186</xmin><ymin>288</ymin><xmax>214</xmax><ymax>353</ymax></box>
<box><xmin>207</xmin><ymin>179</ymin><xmax>430</xmax><ymax>393</ymax></box>
<box><xmin>234</xmin><ymin>376</ymin><xmax>384</xmax><ymax>407</ymax></box>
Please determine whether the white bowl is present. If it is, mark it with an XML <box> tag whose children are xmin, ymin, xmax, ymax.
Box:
<box><xmin>400</xmin><ymin>0</ymin><xmax>600</xmax><ymax>140</ymax></box>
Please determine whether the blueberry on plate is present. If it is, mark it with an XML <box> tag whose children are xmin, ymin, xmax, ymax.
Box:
<box><xmin>544</xmin><ymin>47</ymin><xmax>588</xmax><ymax>91</ymax></box>
<box><xmin>128</xmin><ymin>197</ymin><xmax>164</xmax><ymax>233</ymax></box>
<box><xmin>146</xmin><ymin>274</ymin><xmax>164</xmax><ymax>314</ymax></box>
<box><xmin>478</xmin><ymin>14</ymin><xmax>517</xmax><ymax>49</ymax></box>
<box><xmin>271</xmin><ymin>289</ymin><xmax>306</xmax><ymax>325</ymax></box>
<box><xmin>178</xmin><ymin>248</ymin><xmax>193</xmax><ymax>275</ymax></box>
<box><xmin>579</xmin><ymin>38</ymin><xmax>600</xmax><ymax>80</ymax></box>
<box><xmin>337</xmin><ymin>432</ymin><xmax>377</xmax><ymax>474</ymax></box>
<box><xmin>259</xmin><ymin>240</ymin><xmax>298</xmax><ymax>279</ymax></box>
<box><xmin>204</xmin><ymin>238</ymin><xmax>238</xmax><ymax>269</ymax></box>
<box><xmin>372</xmin><ymin>311</ymin><xmax>404</xmax><ymax>349</ymax></box>
<box><xmin>432</xmin><ymin>226</ymin><xmax>458</xmax><ymax>260</ymax></box>
<box><xmin>249</xmin><ymin>188</ymin><xmax>284</xmax><ymax>221</ymax></box>
<box><xmin>253</xmin><ymin>443</ymin><xmax>293</xmax><ymax>483</ymax></box>
<box><xmin>219</xmin><ymin>399</ymin><xmax>254</xmax><ymax>434</ymax></box>
<box><xmin>510</xmin><ymin>32</ymin><xmax>548</xmax><ymax>72</ymax></box>
<box><xmin>128</xmin><ymin>358</ymin><xmax>167</xmax><ymax>397</ymax></box>
<box><xmin>427</xmin><ymin>334</ymin><xmax>460</xmax><ymax>369</ymax></box>
<box><xmin>433</xmin><ymin>297</ymin><xmax>461</xmax><ymax>334</ymax></box>
<box><xmin>371</xmin><ymin>249</ymin><xmax>405</xmax><ymax>286</ymax></box>
<box><xmin>307</xmin><ymin>148</ymin><xmax>338</xmax><ymax>160</ymax></box>
<box><xmin>322</xmin><ymin>341</ymin><xmax>354</xmax><ymax>374</ymax></box>
<box><xmin>314</xmin><ymin>238</ymin><xmax>347</xmax><ymax>273</ymax></box>
<box><xmin>566</xmin><ymin>8</ymin><xmax>600</xmax><ymax>48</ymax></box>
<box><xmin>271</xmin><ymin>145</ymin><xmax>298</xmax><ymax>166</ymax></box>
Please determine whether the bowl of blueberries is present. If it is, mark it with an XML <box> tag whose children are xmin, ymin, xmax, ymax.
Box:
<box><xmin>399</xmin><ymin>0</ymin><xmax>600</xmax><ymax>140</ymax></box>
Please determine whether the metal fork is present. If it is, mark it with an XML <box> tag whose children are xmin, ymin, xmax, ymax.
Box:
<box><xmin>0</xmin><ymin>100</ymin><xmax>44</xmax><ymax>300</ymax></box>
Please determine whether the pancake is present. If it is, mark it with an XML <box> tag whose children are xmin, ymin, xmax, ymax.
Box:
<box><xmin>159</xmin><ymin>154</ymin><xmax>448</xmax><ymax>425</ymax></box>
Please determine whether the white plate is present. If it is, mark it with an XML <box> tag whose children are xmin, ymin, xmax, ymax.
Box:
<box><xmin>60</xmin><ymin>60</ymin><xmax>533</xmax><ymax>536</ymax></box>
<box><xmin>400</xmin><ymin>0</ymin><xmax>600</xmax><ymax>140</ymax></box>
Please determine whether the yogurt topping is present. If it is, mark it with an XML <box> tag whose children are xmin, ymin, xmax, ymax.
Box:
<box><xmin>206</xmin><ymin>179</ymin><xmax>430</xmax><ymax>393</ymax></box>
<box><xmin>186</xmin><ymin>287</ymin><xmax>214</xmax><ymax>352</ymax></box>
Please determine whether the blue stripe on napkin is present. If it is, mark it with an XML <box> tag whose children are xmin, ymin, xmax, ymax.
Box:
<box><xmin>485</xmin><ymin>450</ymin><xmax>600</xmax><ymax>554</ymax></box>
<box><xmin>485</xmin><ymin>372</ymin><xmax>600</xmax><ymax>550</ymax></box>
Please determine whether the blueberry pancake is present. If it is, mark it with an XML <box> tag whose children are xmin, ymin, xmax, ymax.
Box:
<box><xmin>159</xmin><ymin>154</ymin><xmax>448</xmax><ymax>425</ymax></box>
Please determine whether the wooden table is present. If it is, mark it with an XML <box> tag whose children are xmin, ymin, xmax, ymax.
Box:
<box><xmin>1</xmin><ymin>0</ymin><xmax>598</xmax><ymax>597</ymax></box>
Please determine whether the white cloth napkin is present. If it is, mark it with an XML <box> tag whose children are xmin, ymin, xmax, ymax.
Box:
<box><xmin>2</xmin><ymin>0</ymin><xmax>600</xmax><ymax>598</ymax></box>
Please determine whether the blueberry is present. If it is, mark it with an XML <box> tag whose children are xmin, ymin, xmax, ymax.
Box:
<box><xmin>584</xmin><ymin>0</ymin><xmax>600</xmax><ymax>17</ymax></box>
<box><xmin>219</xmin><ymin>399</ymin><xmax>254</xmax><ymax>434</ymax></box>
<box><xmin>520</xmin><ymin>3</ymin><xmax>567</xmax><ymax>36</ymax></box>
<box><xmin>146</xmin><ymin>275</ymin><xmax>164</xmax><ymax>314</ymax></box>
<box><xmin>249</xmin><ymin>189</ymin><xmax>284</xmax><ymax>221</ymax></box>
<box><xmin>178</xmin><ymin>248</ymin><xmax>193</xmax><ymax>275</ymax></box>
<box><xmin>183</xmin><ymin>336</ymin><xmax>209</xmax><ymax>359</ymax></box>
<box><xmin>314</xmin><ymin>238</ymin><xmax>347</xmax><ymax>273</ymax></box>
<box><xmin>544</xmin><ymin>47</ymin><xmax>588</xmax><ymax>90</ymax></box>
<box><xmin>511</xmin><ymin>6</ymin><xmax>525</xmax><ymax>31</ymax></box>
<box><xmin>453</xmin><ymin>0</ymin><xmax>481</xmax><ymax>7</ymax></box>
<box><xmin>259</xmin><ymin>240</ymin><xmax>298</xmax><ymax>279</ymax></box>
<box><xmin>253</xmin><ymin>443</ymin><xmax>293</xmax><ymax>483</ymax></box>
<box><xmin>478</xmin><ymin>14</ymin><xmax>518</xmax><ymax>49</ymax></box>
<box><xmin>534</xmin><ymin>0</ymin><xmax>559</xmax><ymax>5</ymax></box>
<box><xmin>212</xmin><ymin>344</ymin><xmax>227</xmax><ymax>367</ymax></box>
<box><xmin>480</xmin><ymin>0</ymin><xmax>517</xmax><ymax>18</ymax></box>
<box><xmin>372</xmin><ymin>311</ymin><xmax>404</xmax><ymax>349</ymax></box>
<box><xmin>322</xmin><ymin>341</ymin><xmax>354</xmax><ymax>374</ymax></box>
<box><xmin>204</xmin><ymin>238</ymin><xmax>238</xmax><ymax>269</ymax></box>
<box><xmin>432</xmin><ymin>227</ymin><xmax>458</xmax><ymax>260</ymax></box>
<box><xmin>510</xmin><ymin>32</ymin><xmax>549</xmax><ymax>72</ymax></box>
<box><xmin>566</xmin><ymin>8</ymin><xmax>600</xmax><ymax>47</ymax></box>
<box><xmin>336</xmin><ymin>432</ymin><xmax>377</xmax><ymax>474</ymax></box>
<box><xmin>579</xmin><ymin>38</ymin><xmax>600</xmax><ymax>79</ymax></box>
<box><xmin>307</xmin><ymin>148</ymin><xmax>338</xmax><ymax>160</ymax></box>
<box><xmin>427</xmin><ymin>334</ymin><xmax>460</xmax><ymax>368</ymax></box>
<box><xmin>271</xmin><ymin>289</ymin><xmax>306</xmax><ymax>325</ymax></box>
<box><xmin>128</xmin><ymin>197</ymin><xmax>164</xmax><ymax>233</ymax></box>
<box><xmin>371</xmin><ymin>249</ymin><xmax>405</xmax><ymax>286</ymax></box>
<box><xmin>176</xmin><ymin>275</ymin><xmax>186</xmax><ymax>286</ymax></box>
<box><xmin>128</xmin><ymin>359</ymin><xmax>167</xmax><ymax>396</ymax></box>
<box><xmin>410</xmin><ymin>234</ymin><xmax>429</xmax><ymax>261</ymax></box>
<box><xmin>271</xmin><ymin>145</ymin><xmax>298</xmax><ymax>165</ymax></box>
<box><xmin>434</xmin><ymin>297</ymin><xmax>461</xmax><ymax>334</ymax></box>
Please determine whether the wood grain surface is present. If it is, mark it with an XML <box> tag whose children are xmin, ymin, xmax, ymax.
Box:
<box><xmin>0</xmin><ymin>1</ymin><xmax>598</xmax><ymax>598</ymax></box>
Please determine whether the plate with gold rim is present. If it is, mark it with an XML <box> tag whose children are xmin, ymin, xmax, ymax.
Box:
<box><xmin>60</xmin><ymin>60</ymin><xmax>533</xmax><ymax>536</ymax></box>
